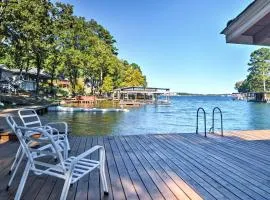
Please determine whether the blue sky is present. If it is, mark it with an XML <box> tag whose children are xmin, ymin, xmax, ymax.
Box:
<box><xmin>61</xmin><ymin>0</ymin><xmax>258</xmax><ymax>94</ymax></box>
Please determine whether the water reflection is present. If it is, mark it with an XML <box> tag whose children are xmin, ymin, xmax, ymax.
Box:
<box><xmin>45</xmin><ymin>112</ymin><xmax>124</xmax><ymax>136</ymax></box>
<box><xmin>247</xmin><ymin>102</ymin><xmax>270</xmax><ymax>130</ymax></box>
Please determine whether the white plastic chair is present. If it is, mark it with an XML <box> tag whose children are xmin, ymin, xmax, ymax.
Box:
<box><xmin>10</xmin><ymin>120</ymin><xmax>108</xmax><ymax>200</ymax></box>
<box><xmin>18</xmin><ymin>108</ymin><xmax>70</xmax><ymax>150</ymax></box>
<box><xmin>5</xmin><ymin>116</ymin><xmax>68</xmax><ymax>190</ymax></box>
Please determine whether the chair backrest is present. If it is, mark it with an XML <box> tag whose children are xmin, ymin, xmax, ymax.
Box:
<box><xmin>6</xmin><ymin>115</ymin><xmax>66</xmax><ymax>174</ymax></box>
<box><xmin>18</xmin><ymin>109</ymin><xmax>42</xmax><ymax>128</ymax></box>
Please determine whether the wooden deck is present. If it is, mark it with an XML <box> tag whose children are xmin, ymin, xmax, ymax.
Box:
<box><xmin>1</xmin><ymin>131</ymin><xmax>270</xmax><ymax>200</ymax></box>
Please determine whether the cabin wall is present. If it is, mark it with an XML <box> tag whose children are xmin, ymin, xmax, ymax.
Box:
<box><xmin>21</xmin><ymin>81</ymin><xmax>36</xmax><ymax>91</ymax></box>
<box><xmin>0</xmin><ymin>69</ymin><xmax>13</xmax><ymax>81</ymax></box>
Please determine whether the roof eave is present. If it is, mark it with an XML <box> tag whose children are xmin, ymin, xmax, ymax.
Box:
<box><xmin>221</xmin><ymin>0</ymin><xmax>270</xmax><ymax>39</ymax></box>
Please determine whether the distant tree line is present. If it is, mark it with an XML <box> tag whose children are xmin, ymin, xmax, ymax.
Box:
<box><xmin>235</xmin><ymin>48</ymin><xmax>270</xmax><ymax>93</ymax></box>
<box><xmin>0</xmin><ymin>0</ymin><xmax>147</xmax><ymax>96</ymax></box>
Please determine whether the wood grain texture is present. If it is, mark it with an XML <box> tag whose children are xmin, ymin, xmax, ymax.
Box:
<box><xmin>0</xmin><ymin>131</ymin><xmax>270</xmax><ymax>200</ymax></box>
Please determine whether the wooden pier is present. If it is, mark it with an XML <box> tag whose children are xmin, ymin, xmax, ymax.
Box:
<box><xmin>0</xmin><ymin>131</ymin><xmax>270</xmax><ymax>199</ymax></box>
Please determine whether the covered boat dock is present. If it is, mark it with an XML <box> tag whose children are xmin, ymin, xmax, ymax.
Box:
<box><xmin>113</xmin><ymin>87</ymin><xmax>170</xmax><ymax>106</ymax></box>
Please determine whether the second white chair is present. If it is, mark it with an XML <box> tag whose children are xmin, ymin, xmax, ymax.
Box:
<box><xmin>6</xmin><ymin>115</ymin><xmax>68</xmax><ymax>190</ymax></box>
<box><xmin>18</xmin><ymin>109</ymin><xmax>70</xmax><ymax>150</ymax></box>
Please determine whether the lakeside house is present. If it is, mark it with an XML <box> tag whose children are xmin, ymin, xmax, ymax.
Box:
<box><xmin>57</xmin><ymin>79</ymin><xmax>70</xmax><ymax>89</ymax></box>
<box><xmin>0</xmin><ymin>64</ymin><xmax>50</xmax><ymax>93</ymax></box>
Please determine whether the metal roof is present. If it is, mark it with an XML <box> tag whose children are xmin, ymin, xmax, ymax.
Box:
<box><xmin>0</xmin><ymin>64</ymin><xmax>51</xmax><ymax>78</ymax></box>
<box><xmin>114</xmin><ymin>86</ymin><xmax>170</xmax><ymax>92</ymax></box>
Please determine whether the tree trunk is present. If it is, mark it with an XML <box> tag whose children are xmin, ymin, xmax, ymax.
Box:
<box><xmin>24</xmin><ymin>59</ymin><xmax>30</xmax><ymax>80</ymax></box>
<box><xmin>68</xmin><ymin>65</ymin><xmax>77</xmax><ymax>97</ymax></box>
<box><xmin>35</xmin><ymin>54</ymin><xmax>41</xmax><ymax>97</ymax></box>
<box><xmin>90</xmin><ymin>77</ymin><xmax>94</xmax><ymax>95</ymax></box>
<box><xmin>50</xmin><ymin>66</ymin><xmax>56</xmax><ymax>96</ymax></box>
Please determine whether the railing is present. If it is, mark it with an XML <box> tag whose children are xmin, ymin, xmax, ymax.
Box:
<box><xmin>209</xmin><ymin>107</ymin><xmax>223</xmax><ymax>136</ymax></box>
<box><xmin>196</xmin><ymin>107</ymin><xmax>207</xmax><ymax>137</ymax></box>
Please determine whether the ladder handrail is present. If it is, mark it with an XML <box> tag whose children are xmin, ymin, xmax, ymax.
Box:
<box><xmin>210</xmin><ymin>107</ymin><xmax>223</xmax><ymax>136</ymax></box>
<box><xmin>196</xmin><ymin>107</ymin><xmax>207</xmax><ymax>137</ymax></box>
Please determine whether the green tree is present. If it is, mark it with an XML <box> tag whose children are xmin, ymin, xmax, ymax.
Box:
<box><xmin>234</xmin><ymin>80</ymin><xmax>249</xmax><ymax>93</ymax></box>
<box><xmin>23</xmin><ymin>0</ymin><xmax>54</xmax><ymax>95</ymax></box>
<box><xmin>235</xmin><ymin>48</ymin><xmax>270</xmax><ymax>93</ymax></box>
<box><xmin>101</xmin><ymin>75</ymin><xmax>114</xmax><ymax>93</ymax></box>
<box><xmin>248</xmin><ymin>48</ymin><xmax>270</xmax><ymax>92</ymax></box>
<box><xmin>0</xmin><ymin>0</ymin><xmax>34</xmax><ymax>77</ymax></box>
<box><xmin>0</xmin><ymin>0</ymin><xmax>147</xmax><ymax>98</ymax></box>
<box><xmin>89</xmin><ymin>19</ymin><xmax>118</xmax><ymax>55</ymax></box>
<box><xmin>121</xmin><ymin>66</ymin><xmax>147</xmax><ymax>87</ymax></box>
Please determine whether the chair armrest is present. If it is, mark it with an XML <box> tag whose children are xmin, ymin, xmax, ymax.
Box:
<box><xmin>45</xmin><ymin>122</ymin><xmax>68</xmax><ymax>135</ymax></box>
<box><xmin>43</xmin><ymin>126</ymin><xmax>61</xmax><ymax>140</ymax></box>
<box><xmin>17</xmin><ymin>126</ymin><xmax>59</xmax><ymax>141</ymax></box>
<box><xmin>71</xmin><ymin>145</ymin><xmax>104</xmax><ymax>166</ymax></box>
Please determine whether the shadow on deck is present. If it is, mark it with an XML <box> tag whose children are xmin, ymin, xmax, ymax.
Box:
<box><xmin>0</xmin><ymin>132</ymin><xmax>270</xmax><ymax>200</ymax></box>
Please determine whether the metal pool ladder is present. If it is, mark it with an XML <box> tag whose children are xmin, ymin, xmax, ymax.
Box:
<box><xmin>209</xmin><ymin>107</ymin><xmax>223</xmax><ymax>136</ymax></box>
<box><xmin>196</xmin><ymin>107</ymin><xmax>207</xmax><ymax>137</ymax></box>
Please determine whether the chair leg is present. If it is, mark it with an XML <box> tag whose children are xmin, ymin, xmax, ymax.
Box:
<box><xmin>14</xmin><ymin>161</ymin><xmax>31</xmax><ymax>200</ymax></box>
<box><xmin>99</xmin><ymin>149</ymin><xmax>108</xmax><ymax>194</ymax></box>
<box><xmin>9</xmin><ymin>146</ymin><xmax>22</xmax><ymax>174</ymax></box>
<box><xmin>61</xmin><ymin>139</ymin><xmax>68</xmax><ymax>160</ymax></box>
<box><xmin>65</xmin><ymin>136</ymin><xmax>70</xmax><ymax>151</ymax></box>
<box><xmin>60</xmin><ymin>174</ymin><xmax>72</xmax><ymax>200</ymax></box>
<box><xmin>7</xmin><ymin>151</ymin><xmax>25</xmax><ymax>190</ymax></box>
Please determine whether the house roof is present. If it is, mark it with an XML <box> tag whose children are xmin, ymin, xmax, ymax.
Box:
<box><xmin>0</xmin><ymin>64</ymin><xmax>51</xmax><ymax>79</ymax></box>
<box><xmin>221</xmin><ymin>1</ymin><xmax>256</xmax><ymax>34</ymax></box>
<box><xmin>221</xmin><ymin>0</ymin><xmax>270</xmax><ymax>46</ymax></box>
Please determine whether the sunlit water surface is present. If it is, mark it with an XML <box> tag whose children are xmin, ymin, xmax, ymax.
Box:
<box><xmin>43</xmin><ymin>96</ymin><xmax>270</xmax><ymax>136</ymax></box>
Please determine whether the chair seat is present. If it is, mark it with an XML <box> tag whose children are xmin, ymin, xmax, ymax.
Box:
<box><xmin>46</xmin><ymin>156</ymin><xmax>100</xmax><ymax>184</ymax></box>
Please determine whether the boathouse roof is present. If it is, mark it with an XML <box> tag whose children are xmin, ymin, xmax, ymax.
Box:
<box><xmin>114</xmin><ymin>87</ymin><xmax>170</xmax><ymax>94</ymax></box>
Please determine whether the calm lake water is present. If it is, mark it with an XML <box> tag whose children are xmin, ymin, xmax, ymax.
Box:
<box><xmin>44</xmin><ymin>96</ymin><xmax>270</xmax><ymax>136</ymax></box>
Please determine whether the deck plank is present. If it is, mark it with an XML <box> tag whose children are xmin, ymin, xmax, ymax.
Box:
<box><xmin>1</xmin><ymin>131</ymin><xmax>270</xmax><ymax>200</ymax></box>
<box><xmin>128</xmin><ymin>135</ymin><xmax>190</xmax><ymax>200</ymax></box>
<box><xmin>133</xmin><ymin>135</ymin><xmax>203</xmax><ymax>200</ymax></box>
<box><xmin>109</xmin><ymin>137</ymin><xmax>139</xmax><ymax>200</ymax></box>
<box><xmin>155</xmin><ymin>134</ymin><xmax>268</xmax><ymax>200</ymax></box>
<box><xmin>103</xmin><ymin>136</ymin><xmax>126</xmax><ymax>200</ymax></box>
<box><xmin>168</xmin><ymin>134</ymin><xmax>270</xmax><ymax>197</ymax></box>
<box><xmin>113</xmin><ymin>137</ymin><xmax>152</xmax><ymax>200</ymax></box>
<box><xmin>143</xmin><ymin>135</ymin><xmax>231</xmax><ymax>200</ymax></box>
<box><xmin>0</xmin><ymin>142</ymin><xmax>21</xmax><ymax>200</ymax></box>
<box><xmin>119</xmin><ymin>136</ymin><xmax>165</xmax><ymax>200</ymax></box>
<box><xmin>188</xmin><ymin>134</ymin><xmax>270</xmax><ymax>178</ymax></box>
<box><xmin>125</xmin><ymin>137</ymin><xmax>179</xmax><ymax>199</ymax></box>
